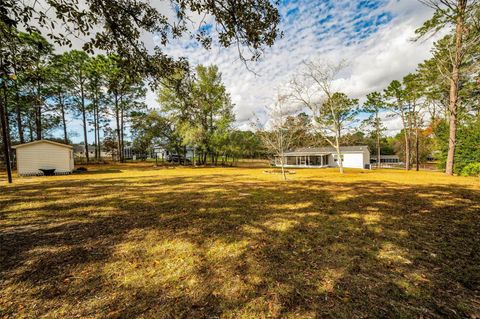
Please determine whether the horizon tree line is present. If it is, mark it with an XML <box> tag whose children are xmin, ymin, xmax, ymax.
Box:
<box><xmin>0</xmin><ymin>30</ymin><xmax>147</xmax><ymax>164</ymax></box>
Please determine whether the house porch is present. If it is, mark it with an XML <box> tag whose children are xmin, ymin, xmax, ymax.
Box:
<box><xmin>275</xmin><ymin>154</ymin><xmax>330</xmax><ymax>167</ymax></box>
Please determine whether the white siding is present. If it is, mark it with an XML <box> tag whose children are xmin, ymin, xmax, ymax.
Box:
<box><xmin>275</xmin><ymin>147</ymin><xmax>371</xmax><ymax>169</ymax></box>
<box><xmin>16</xmin><ymin>142</ymin><xmax>74</xmax><ymax>176</ymax></box>
<box><xmin>342</xmin><ymin>153</ymin><xmax>365</xmax><ymax>169</ymax></box>
<box><xmin>330</xmin><ymin>153</ymin><xmax>364</xmax><ymax>169</ymax></box>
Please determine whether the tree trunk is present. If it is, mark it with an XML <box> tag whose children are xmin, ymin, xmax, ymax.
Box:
<box><xmin>93</xmin><ymin>102</ymin><xmax>98</xmax><ymax>160</ymax></box>
<box><xmin>35</xmin><ymin>69</ymin><xmax>42</xmax><ymax>140</ymax></box>
<box><xmin>336</xmin><ymin>148</ymin><xmax>344</xmax><ymax>174</ymax></box>
<box><xmin>445</xmin><ymin>0</ymin><xmax>466</xmax><ymax>176</ymax></box>
<box><xmin>81</xmin><ymin>83</ymin><xmax>89</xmax><ymax>163</ymax></box>
<box><xmin>376</xmin><ymin>136</ymin><xmax>381</xmax><ymax>168</ymax></box>
<box><xmin>35</xmin><ymin>106</ymin><xmax>41</xmax><ymax>140</ymax></box>
<box><xmin>335</xmin><ymin>130</ymin><xmax>344</xmax><ymax>174</ymax></box>
<box><xmin>280</xmin><ymin>153</ymin><xmax>286</xmax><ymax>181</ymax></box>
<box><xmin>34</xmin><ymin>81</ymin><xmax>42</xmax><ymax>140</ymax></box>
<box><xmin>0</xmin><ymin>83</ymin><xmax>12</xmax><ymax>183</ymax></box>
<box><xmin>404</xmin><ymin>130</ymin><xmax>410</xmax><ymax>170</ymax></box>
<box><xmin>114</xmin><ymin>93</ymin><xmax>122</xmax><ymax>162</ymax></box>
<box><xmin>376</xmin><ymin>112</ymin><xmax>381</xmax><ymax>168</ymax></box>
<box><xmin>96</xmin><ymin>103</ymin><xmax>101</xmax><ymax>161</ymax></box>
<box><xmin>120</xmin><ymin>99</ymin><xmax>125</xmax><ymax>163</ymax></box>
<box><xmin>415</xmin><ymin>112</ymin><xmax>420</xmax><ymax>171</ymax></box>
<box><xmin>181</xmin><ymin>145</ymin><xmax>186</xmax><ymax>165</ymax></box>
<box><xmin>28</xmin><ymin>120</ymin><xmax>33</xmax><ymax>141</ymax></box>
<box><xmin>193</xmin><ymin>146</ymin><xmax>196</xmax><ymax>166</ymax></box>
<box><xmin>12</xmin><ymin>48</ymin><xmax>24</xmax><ymax>143</ymax></box>
<box><xmin>60</xmin><ymin>94</ymin><xmax>68</xmax><ymax>144</ymax></box>
<box><xmin>13</xmin><ymin>81</ymin><xmax>24</xmax><ymax>143</ymax></box>
<box><xmin>2</xmin><ymin>83</ymin><xmax>12</xmax><ymax>148</ymax></box>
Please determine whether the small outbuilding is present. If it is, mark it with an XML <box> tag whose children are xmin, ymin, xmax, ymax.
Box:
<box><xmin>12</xmin><ymin>140</ymin><xmax>74</xmax><ymax>176</ymax></box>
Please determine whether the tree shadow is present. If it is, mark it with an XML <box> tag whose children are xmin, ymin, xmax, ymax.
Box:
<box><xmin>1</xmin><ymin>171</ymin><xmax>479</xmax><ymax>318</ymax></box>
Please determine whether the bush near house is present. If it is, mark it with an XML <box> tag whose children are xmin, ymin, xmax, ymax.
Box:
<box><xmin>461</xmin><ymin>163</ymin><xmax>480</xmax><ymax>177</ymax></box>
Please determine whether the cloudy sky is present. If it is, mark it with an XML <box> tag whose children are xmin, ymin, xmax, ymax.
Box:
<box><xmin>144</xmin><ymin>0</ymin><xmax>438</xmax><ymax>134</ymax></box>
<box><xmin>61</xmin><ymin>0</ymin><xmax>440</xmax><ymax>142</ymax></box>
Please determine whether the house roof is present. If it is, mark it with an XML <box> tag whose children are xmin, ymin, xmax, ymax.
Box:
<box><xmin>12</xmin><ymin>140</ymin><xmax>73</xmax><ymax>149</ymax></box>
<box><xmin>282</xmin><ymin>145</ymin><xmax>369</xmax><ymax>156</ymax></box>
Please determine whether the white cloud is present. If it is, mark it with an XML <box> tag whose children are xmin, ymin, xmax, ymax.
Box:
<box><xmin>149</xmin><ymin>0</ymin><xmax>439</xmax><ymax>136</ymax></box>
<box><xmin>49</xmin><ymin>0</ymin><xmax>440</xmax><ymax>142</ymax></box>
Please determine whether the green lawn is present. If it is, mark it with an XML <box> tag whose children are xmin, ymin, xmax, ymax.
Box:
<box><xmin>1</xmin><ymin>164</ymin><xmax>479</xmax><ymax>318</ymax></box>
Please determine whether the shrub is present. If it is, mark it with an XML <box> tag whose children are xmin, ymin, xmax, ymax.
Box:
<box><xmin>460</xmin><ymin>163</ymin><xmax>480</xmax><ymax>177</ymax></box>
<box><xmin>434</xmin><ymin>119</ymin><xmax>480</xmax><ymax>173</ymax></box>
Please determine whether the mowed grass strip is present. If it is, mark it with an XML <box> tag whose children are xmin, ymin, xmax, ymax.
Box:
<box><xmin>1</xmin><ymin>164</ymin><xmax>479</xmax><ymax>318</ymax></box>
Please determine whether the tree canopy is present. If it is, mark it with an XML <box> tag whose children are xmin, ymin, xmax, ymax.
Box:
<box><xmin>1</xmin><ymin>0</ymin><xmax>281</xmax><ymax>82</ymax></box>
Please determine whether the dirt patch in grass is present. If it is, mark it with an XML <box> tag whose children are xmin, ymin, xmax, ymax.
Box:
<box><xmin>1</xmin><ymin>166</ymin><xmax>479</xmax><ymax>318</ymax></box>
<box><xmin>263</xmin><ymin>169</ymin><xmax>296</xmax><ymax>175</ymax></box>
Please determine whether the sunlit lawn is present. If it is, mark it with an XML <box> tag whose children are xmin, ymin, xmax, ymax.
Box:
<box><xmin>1</xmin><ymin>164</ymin><xmax>479</xmax><ymax>318</ymax></box>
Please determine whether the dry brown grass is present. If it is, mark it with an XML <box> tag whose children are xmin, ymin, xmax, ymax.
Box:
<box><xmin>1</xmin><ymin>164</ymin><xmax>479</xmax><ymax>318</ymax></box>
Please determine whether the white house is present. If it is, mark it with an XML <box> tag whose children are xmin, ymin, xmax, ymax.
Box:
<box><xmin>275</xmin><ymin>146</ymin><xmax>371</xmax><ymax>169</ymax></box>
<box><xmin>73</xmin><ymin>144</ymin><xmax>112</xmax><ymax>159</ymax></box>
<box><xmin>12</xmin><ymin>140</ymin><xmax>74</xmax><ymax>176</ymax></box>
<box><xmin>152</xmin><ymin>145</ymin><xmax>195</xmax><ymax>161</ymax></box>
<box><xmin>370</xmin><ymin>155</ymin><xmax>401</xmax><ymax>167</ymax></box>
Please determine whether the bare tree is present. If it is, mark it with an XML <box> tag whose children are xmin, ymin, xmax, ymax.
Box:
<box><xmin>291</xmin><ymin>61</ymin><xmax>358</xmax><ymax>174</ymax></box>
<box><xmin>254</xmin><ymin>94</ymin><xmax>301</xmax><ymax>181</ymax></box>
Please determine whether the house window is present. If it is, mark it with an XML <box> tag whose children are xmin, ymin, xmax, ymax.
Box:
<box><xmin>323</xmin><ymin>155</ymin><xmax>329</xmax><ymax>165</ymax></box>
<box><xmin>333</xmin><ymin>154</ymin><xmax>344</xmax><ymax>162</ymax></box>
<box><xmin>286</xmin><ymin>157</ymin><xmax>296</xmax><ymax>165</ymax></box>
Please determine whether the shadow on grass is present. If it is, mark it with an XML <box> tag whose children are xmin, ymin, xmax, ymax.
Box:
<box><xmin>0</xmin><ymin>172</ymin><xmax>479</xmax><ymax>318</ymax></box>
<box><xmin>73</xmin><ymin>169</ymin><xmax>123</xmax><ymax>175</ymax></box>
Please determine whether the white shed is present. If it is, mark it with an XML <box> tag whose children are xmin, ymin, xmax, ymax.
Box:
<box><xmin>12</xmin><ymin>140</ymin><xmax>74</xmax><ymax>176</ymax></box>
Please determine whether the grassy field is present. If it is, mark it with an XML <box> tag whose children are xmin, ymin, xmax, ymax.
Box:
<box><xmin>1</xmin><ymin>164</ymin><xmax>479</xmax><ymax>318</ymax></box>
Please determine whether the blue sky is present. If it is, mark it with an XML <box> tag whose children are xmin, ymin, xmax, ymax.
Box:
<box><xmin>156</xmin><ymin>0</ymin><xmax>438</xmax><ymax>133</ymax></box>
<box><xmin>60</xmin><ymin>0</ymin><xmax>438</xmax><ymax>142</ymax></box>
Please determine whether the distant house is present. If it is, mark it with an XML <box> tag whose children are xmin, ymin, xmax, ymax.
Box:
<box><xmin>73</xmin><ymin>144</ymin><xmax>111</xmax><ymax>158</ymax></box>
<box><xmin>275</xmin><ymin>146</ymin><xmax>371</xmax><ymax>169</ymax></box>
<box><xmin>12</xmin><ymin>140</ymin><xmax>74</xmax><ymax>176</ymax></box>
<box><xmin>152</xmin><ymin>146</ymin><xmax>169</xmax><ymax>160</ymax></box>
<box><xmin>152</xmin><ymin>146</ymin><xmax>195</xmax><ymax>161</ymax></box>
<box><xmin>370</xmin><ymin>155</ymin><xmax>401</xmax><ymax>165</ymax></box>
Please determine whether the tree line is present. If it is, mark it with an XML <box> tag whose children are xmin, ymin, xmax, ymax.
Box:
<box><xmin>0</xmin><ymin>0</ymin><xmax>281</xmax><ymax>183</ymax></box>
<box><xmin>132</xmin><ymin>65</ymin><xmax>264</xmax><ymax>165</ymax></box>
<box><xmin>0</xmin><ymin>30</ymin><xmax>146</xmax><ymax>163</ymax></box>
<box><xmin>0</xmin><ymin>28</ymin><xmax>266</xmax><ymax>169</ymax></box>
<box><xmin>260</xmin><ymin>0</ymin><xmax>479</xmax><ymax>176</ymax></box>
<box><xmin>366</xmin><ymin>0</ymin><xmax>480</xmax><ymax>175</ymax></box>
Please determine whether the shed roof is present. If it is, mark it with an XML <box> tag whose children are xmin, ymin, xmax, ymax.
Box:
<box><xmin>12</xmin><ymin>140</ymin><xmax>73</xmax><ymax>149</ymax></box>
<box><xmin>282</xmin><ymin>145</ymin><xmax>369</xmax><ymax>156</ymax></box>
